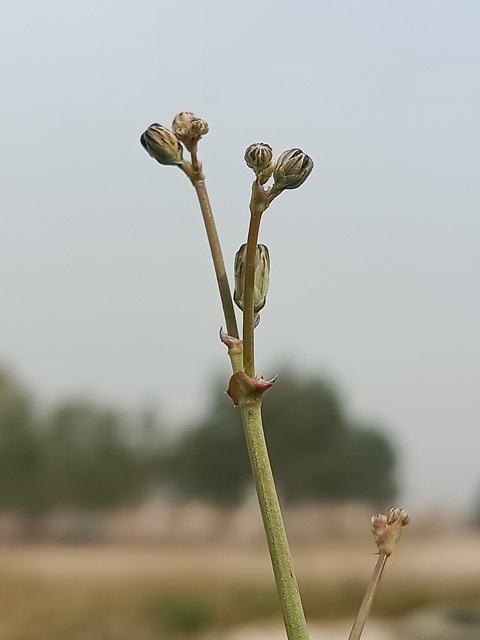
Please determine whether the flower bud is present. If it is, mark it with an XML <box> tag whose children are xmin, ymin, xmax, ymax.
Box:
<box><xmin>269</xmin><ymin>148</ymin><xmax>314</xmax><ymax>199</ymax></box>
<box><xmin>245</xmin><ymin>143</ymin><xmax>273</xmax><ymax>173</ymax></box>
<box><xmin>172</xmin><ymin>112</ymin><xmax>209</xmax><ymax>151</ymax></box>
<box><xmin>140</xmin><ymin>123</ymin><xmax>184</xmax><ymax>166</ymax></box>
<box><xmin>234</xmin><ymin>243</ymin><xmax>270</xmax><ymax>315</ymax></box>
<box><xmin>244</xmin><ymin>143</ymin><xmax>275</xmax><ymax>185</ymax></box>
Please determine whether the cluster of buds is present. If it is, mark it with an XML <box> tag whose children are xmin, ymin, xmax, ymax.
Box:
<box><xmin>234</xmin><ymin>243</ymin><xmax>270</xmax><ymax>321</ymax></box>
<box><xmin>172</xmin><ymin>112</ymin><xmax>209</xmax><ymax>153</ymax></box>
<box><xmin>244</xmin><ymin>143</ymin><xmax>314</xmax><ymax>201</ymax></box>
<box><xmin>371</xmin><ymin>507</ymin><xmax>409</xmax><ymax>557</ymax></box>
<box><xmin>140</xmin><ymin>112</ymin><xmax>209</xmax><ymax>165</ymax></box>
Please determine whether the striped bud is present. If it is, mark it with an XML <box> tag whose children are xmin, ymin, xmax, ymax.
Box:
<box><xmin>244</xmin><ymin>143</ymin><xmax>273</xmax><ymax>173</ymax></box>
<box><xmin>140</xmin><ymin>123</ymin><xmax>184</xmax><ymax>166</ymax></box>
<box><xmin>269</xmin><ymin>148</ymin><xmax>313</xmax><ymax>199</ymax></box>
<box><xmin>234</xmin><ymin>243</ymin><xmax>270</xmax><ymax>315</ymax></box>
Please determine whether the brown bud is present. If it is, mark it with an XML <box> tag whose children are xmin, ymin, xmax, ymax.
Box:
<box><xmin>172</xmin><ymin>112</ymin><xmax>209</xmax><ymax>151</ymax></box>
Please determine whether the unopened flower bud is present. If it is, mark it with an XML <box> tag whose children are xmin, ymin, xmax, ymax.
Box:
<box><xmin>140</xmin><ymin>123</ymin><xmax>184</xmax><ymax>166</ymax></box>
<box><xmin>386</xmin><ymin>507</ymin><xmax>409</xmax><ymax>527</ymax></box>
<box><xmin>172</xmin><ymin>112</ymin><xmax>209</xmax><ymax>151</ymax></box>
<box><xmin>245</xmin><ymin>143</ymin><xmax>273</xmax><ymax>173</ymax></box>
<box><xmin>269</xmin><ymin>148</ymin><xmax>314</xmax><ymax>199</ymax></box>
<box><xmin>234</xmin><ymin>243</ymin><xmax>270</xmax><ymax>315</ymax></box>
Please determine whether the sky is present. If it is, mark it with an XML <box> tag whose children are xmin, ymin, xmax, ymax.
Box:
<box><xmin>1</xmin><ymin>1</ymin><xmax>479</xmax><ymax>514</ymax></box>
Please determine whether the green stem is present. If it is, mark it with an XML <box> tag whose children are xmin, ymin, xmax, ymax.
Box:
<box><xmin>242</xmin><ymin>211</ymin><xmax>262</xmax><ymax>377</ymax></box>
<box><xmin>348</xmin><ymin>553</ymin><xmax>388</xmax><ymax>640</ymax></box>
<box><xmin>240</xmin><ymin>400</ymin><xmax>310</xmax><ymax>640</ymax></box>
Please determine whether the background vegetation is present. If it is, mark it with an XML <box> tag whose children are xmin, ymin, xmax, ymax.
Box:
<box><xmin>0</xmin><ymin>367</ymin><xmax>397</xmax><ymax>513</ymax></box>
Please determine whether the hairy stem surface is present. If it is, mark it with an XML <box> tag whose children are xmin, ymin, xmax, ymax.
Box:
<box><xmin>240</xmin><ymin>400</ymin><xmax>310</xmax><ymax>640</ymax></box>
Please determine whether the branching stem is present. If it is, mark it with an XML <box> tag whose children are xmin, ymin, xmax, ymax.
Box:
<box><xmin>181</xmin><ymin>163</ymin><xmax>242</xmax><ymax>371</ymax></box>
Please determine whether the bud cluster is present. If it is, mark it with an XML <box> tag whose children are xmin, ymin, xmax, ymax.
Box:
<box><xmin>172</xmin><ymin>112</ymin><xmax>209</xmax><ymax>152</ymax></box>
<box><xmin>371</xmin><ymin>507</ymin><xmax>409</xmax><ymax>556</ymax></box>
<box><xmin>140</xmin><ymin>111</ymin><xmax>209</xmax><ymax>165</ymax></box>
<box><xmin>244</xmin><ymin>143</ymin><xmax>313</xmax><ymax>200</ymax></box>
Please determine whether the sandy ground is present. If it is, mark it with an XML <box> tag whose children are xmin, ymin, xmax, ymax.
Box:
<box><xmin>2</xmin><ymin>532</ymin><xmax>479</xmax><ymax>584</ymax></box>
<box><xmin>226</xmin><ymin>619</ymin><xmax>393</xmax><ymax>639</ymax></box>
<box><xmin>1</xmin><ymin>534</ymin><xmax>479</xmax><ymax>639</ymax></box>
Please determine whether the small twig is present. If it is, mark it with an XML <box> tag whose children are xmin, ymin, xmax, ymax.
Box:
<box><xmin>348</xmin><ymin>507</ymin><xmax>409</xmax><ymax>640</ymax></box>
<box><xmin>348</xmin><ymin>553</ymin><xmax>387</xmax><ymax>640</ymax></box>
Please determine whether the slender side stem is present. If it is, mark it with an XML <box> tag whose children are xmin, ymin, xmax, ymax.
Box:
<box><xmin>192</xmin><ymin>179</ymin><xmax>239</xmax><ymax>341</ymax></box>
<box><xmin>181</xmin><ymin>162</ymin><xmax>242</xmax><ymax>372</ymax></box>
<box><xmin>348</xmin><ymin>553</ymin><xmax>388</xmax><ymax>640</ymax></box>
<box><xmin>240</xmin><ymin>400</ymin><xmax>310</xmax><ymax>640</ymax></box>
<box><xmin>242</xmin><ymin>211</ymin><xmax>262</xmax><ymax>377</ymax></box>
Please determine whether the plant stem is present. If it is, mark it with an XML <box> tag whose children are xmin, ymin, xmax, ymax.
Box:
<box><xmin>242</xmin><ymin>211</ymin><xmax>262</xmax><ymax>377</ymax></box>
<box><xmin>192</xmin><ymin>179</ymin><xmax>239</xmax><ymax>341</ymax></box>
<box><xmin>240</xmin><ymin>400</ymin><xmax>310</xmax><ymax>640</ymax></box>
<box><xmin>185</xmin><ymin>164</ymin><xmax>308</xmax><ymax>638</ymax></box>
<box><xmin>181</xmin><ymin>162</ymin><xmax>242</xmax><ymax>372</ymax></box>
<box><xmin>348</xmin><ymin>553</ymin><xmax>388</xmax><ymax>640</ymax></box>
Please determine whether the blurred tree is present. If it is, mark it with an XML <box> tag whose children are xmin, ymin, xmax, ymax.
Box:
<box><xmin>0</xmin><ymin>370</ymin><xmax>41</xmax><ymax>511</ymax></box>
<box><xmin>42</xmin><ymin>402</ymin><xmax>145</xmax><ymax>509</ymax></box>
<box><xmin>170</xmin><ymin>373</ymin><xmax>398</xmax><ymax>505</ymax></box>
<box><xmin>170</xmin><ymin>389</ymin><xmax>250</xmax><ymax>504</ymax></box>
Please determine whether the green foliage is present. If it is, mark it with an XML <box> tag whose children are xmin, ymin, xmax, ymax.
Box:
<box><xmin>170</xmin><ymin>391</ymin><xmax>250</xmax><ymax>505</ymax></box>
<box><xmin>170</xmin><ymin>373</ymin><xmax>398</xmax><ymax>505</ymax></box>
<box><xmin>0</xmin><ymin>366</ymin><xmax>397</xmax><ymax>511</ymax></box>
<box><xmin>0</xmin><ymin>370</ymin><xmax>41</xmax><ymax>511</ymax></box>
<box><xmin>150</xmin><ymin>596</ymin><xmax>214</xmax><ymax>634</ymax></box>
<box><xmin>41</xmin><ymin>402</ymin><xmax>143</xmax><ymax>509</ymax></box>
<box><xmin>0</xmin><ymin>369</ymin><xmax>171</xmax><ymax>513</ymax></box>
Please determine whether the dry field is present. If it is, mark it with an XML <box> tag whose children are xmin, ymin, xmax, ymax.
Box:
<box><xmin>0</xmin><ymin>534</ymin><xmax>479</xmax><ymax>639</ymax></box>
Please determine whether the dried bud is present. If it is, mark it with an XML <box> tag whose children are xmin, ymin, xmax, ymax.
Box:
<box><xmin>140</xmin><ymin>123</ymin><xmax>184</xmax><ymax>166</ymax></box>
<box><xmin>234</xmin><ymin>243</ymin><xmax>270</xmax><ymax>315</ymax></box>
<box><xmin>269</xmin><ymin>148</ymin><xmax>313</xmax><ymax>199</ymax></box>
<box><xmin>371</xmin><ymin>506</ymin><xmax>409</xmax><ymax>556</ymax></box>
<box><xmin>172</xmin><ymin>112</ymin><xmax>209</xmax><ymax>151</ymax></box>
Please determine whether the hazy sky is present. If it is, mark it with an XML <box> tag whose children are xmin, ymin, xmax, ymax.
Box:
<box><xmin>1</xmin><ymin>1</ymin><xmax>479</xmax><ymax>513</ymax></box>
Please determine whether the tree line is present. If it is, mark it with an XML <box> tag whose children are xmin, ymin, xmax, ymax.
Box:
<box><xmin>0</xmin><ymin>368</ymin><xmax>397</xmax><ymax>513</ymax></box>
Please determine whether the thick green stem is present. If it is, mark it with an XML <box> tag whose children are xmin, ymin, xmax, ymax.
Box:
<box><xmin>240</xmin><ymin>399</ymin><xmax>310</xmax><ymax>640</ymax></box>
<box><xmin>348</xmin><ymin>553</ymin><xmax>388</xmax><ymax>640</ymax></box>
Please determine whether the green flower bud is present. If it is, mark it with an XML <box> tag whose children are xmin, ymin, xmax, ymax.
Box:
<box><xmin>140</xmin><ymin>123</ymin><xmax>184</xmax><ymax>166</ymax></box>
<box><xmin>269</xmin><ymin>148</ymin><xmax>313</xmax><ymax>199</ymax></box>
<box><xmin>172</xmin><ymin>112</ymin><xmax>209</xmax><ymax>151</ymax></box>
<box><xmin>234</xmin><ymin>243</ymin><xmax>270</xmax><ymax>315</ymax></box>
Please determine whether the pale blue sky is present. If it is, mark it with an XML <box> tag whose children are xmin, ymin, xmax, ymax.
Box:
<box><xmin>1</xmin><ymin>1</ymin><xmax>479</xmax><ymax>512</ymax></box>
